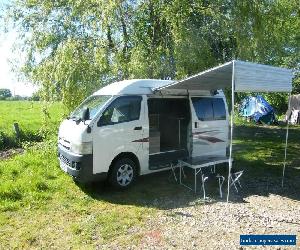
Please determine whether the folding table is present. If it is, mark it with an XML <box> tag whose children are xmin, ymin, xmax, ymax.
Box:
<box><xmin>178</xmin><ymin>156</ymin><xmax>232</xmax><ymax>196</ymax></box>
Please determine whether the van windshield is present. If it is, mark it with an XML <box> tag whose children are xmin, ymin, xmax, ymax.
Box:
<box><xmin>70</xmin><ymin>95</ymin><xmax>112</xmax><ymax>121</ymax></box>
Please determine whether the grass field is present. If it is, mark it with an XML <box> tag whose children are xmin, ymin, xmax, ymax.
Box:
<box><xmin>0</xmin><ymin>140</ymin><xmax>155</xmax><ymax>248</ymax></box>
<box><xmin>0</xmin><ymin>101</ymin><xmax>300</xmax><ymax>248</ymax></box>
<box><xmin>0</xmin><ymin>101</ymin><xmax>63</xmax><ymax>149</ymax></box>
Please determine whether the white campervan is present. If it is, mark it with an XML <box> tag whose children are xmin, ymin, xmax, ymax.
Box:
<box><xmin>58</xmin><ymin>79</ymin><xmax>229</xmax><ymax>188</ymax></box>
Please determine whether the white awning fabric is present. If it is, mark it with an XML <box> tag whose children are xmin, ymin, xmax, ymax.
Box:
<box><xmin>155</xmin><ymin>60</ymin><xmax>293</xmax><ymax>93</ymax></box>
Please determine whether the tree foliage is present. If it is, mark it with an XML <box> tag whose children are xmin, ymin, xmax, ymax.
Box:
<box><xmin>0</xmin><ymin>88</ymin><xmax>12</xmax><ymax>99</ymax></box>
<box><xmin>4</xmin><ymin>0</ymin><xmax>300</xmax><ymax>112</ymax></box>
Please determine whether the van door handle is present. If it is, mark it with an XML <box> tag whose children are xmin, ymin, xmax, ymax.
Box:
<box><xmin>134</xmin><ymin>126</ymin><xmax>142</xmax><ymax>130</ymax></box>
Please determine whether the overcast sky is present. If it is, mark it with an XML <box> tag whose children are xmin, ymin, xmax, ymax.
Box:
<box><xmin>0</xmin><ymin>0</ymin><xmax>37</xmax><ymax>96</ymax></box>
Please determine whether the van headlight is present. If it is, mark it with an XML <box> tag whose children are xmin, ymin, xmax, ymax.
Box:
<box><xmin>70</xmin><ymin>142</ymin><xmax>93</xmax><ymax>155</ymax></box>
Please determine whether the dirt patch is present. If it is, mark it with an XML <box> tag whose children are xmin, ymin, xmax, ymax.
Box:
<box><xmin>100</xmin><ymin>171</ymin><xmax>300</xmax><ymax>249</ymax></box>
<box><xmin>0</xmin><ymin>148</ymin><xmax>24</xmax><ymax>160</ymax></box>
<box><xmin>132</xmin><ymin>177</ymin><xmax>300</xmax><ymax>249</ymax></box>
<box><xmin>140</xmin><ymin>194</ymin><xmax>300</xmax><ymax>249</ymax></box>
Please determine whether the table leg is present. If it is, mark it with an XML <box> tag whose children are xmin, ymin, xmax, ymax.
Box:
<box><xmin>179</xmin><ymin>162</ymin><xmax>182</xmax><ymax>184</ymax></box>
<box><xmin>178</xmin><ymin>119</ymin><xmax>181</xmax><ymax>148</ymax></box>
<box><xmin>194</xmin><ymin>169</ymin><xmax>197</xmax><ymax>194</ymax></box>
<box><xmin>202</xmin><ymin>175</ymin><xmax>206</xmax><ymax>199</ymax></box>
<box><xmin>219</xmin><ymin>178</ymin><xmax>222</xmax><ymax>198</ymax></box>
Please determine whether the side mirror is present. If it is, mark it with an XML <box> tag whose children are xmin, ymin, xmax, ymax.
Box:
<box><xmin>81</xmin><ymin>107</ymin><xmax>90</xmax><ymax>121</ymax></box>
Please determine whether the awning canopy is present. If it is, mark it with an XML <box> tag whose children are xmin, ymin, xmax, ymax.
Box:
<box><xmin>155</xmin><ymin>60</ymin><xmax>293</xmax><ymax>93</ymax></box>
<box><xmin>154</xmin><ymin>59</ymin><xmax>294</xmax><ymax>202</ymax></box>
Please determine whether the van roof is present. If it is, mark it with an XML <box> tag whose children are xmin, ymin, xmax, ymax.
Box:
<box><xmin>93</xmin><ymin>79</ymin><xmax>175</xmax><ymax>95</ymax></box>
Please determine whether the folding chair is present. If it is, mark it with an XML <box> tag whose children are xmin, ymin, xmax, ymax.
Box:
<box><xmin>201</xmin><ymin>171</ymin><xmax>225</xmax><ymax>199</ymax></box>
<box><xmin>217</xmin><ymin>174</ymin><xmax>225</xmax><ymax>198</ymax></box>
<box><xmin>229</xmin><ymin>168</ymin><xmax>244</xmax><ymax>192</ymax></box>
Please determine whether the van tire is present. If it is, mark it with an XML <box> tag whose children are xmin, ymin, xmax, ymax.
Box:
<box><xmin>109</xmin><ymin>158</ymin><xmax>137</xmax><ymax>189</ymax></box>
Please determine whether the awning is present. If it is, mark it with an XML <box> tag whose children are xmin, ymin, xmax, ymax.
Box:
<box><xmin>155</xmin><ymin>60</ymin><xmax>293</xmax><ymax>93</ymax></box>
<box><xmin>155</xmin><ymin>60</ymin><xmax>293</xmax><ymax>202</ymax></box>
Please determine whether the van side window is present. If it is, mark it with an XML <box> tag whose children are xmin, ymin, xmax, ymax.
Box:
<box><xmin>192</xmin><ymin>97</ymin><xmax>226</xmax><ymax>121</ymax></box>
<box><xmin>98</xmin><ymin>96</ymin><xmax>142</xmax><ymax>126</ymax></box>
<box><xmin>192</xmin><ymin>98</ymin><xmax>213</xmax><ymax>121</ymax></box>
<box><xmin>212</xmin><ymin>98</ymin><xmax>226</xmax><ymax>120</ymax></box>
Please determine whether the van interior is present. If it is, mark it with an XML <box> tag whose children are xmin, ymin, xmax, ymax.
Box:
<box><xmin>148</xmin><ymin>98</ymin><xmax>191</xmax><ymax>169</ymax></box>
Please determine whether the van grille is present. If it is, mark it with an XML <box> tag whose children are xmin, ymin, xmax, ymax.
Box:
<box><xmin>59</xmin><ymin>154</ymin><xmax>71</xmax><ymax>167</ymax></box>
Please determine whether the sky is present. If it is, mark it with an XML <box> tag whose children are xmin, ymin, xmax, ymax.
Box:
<box><xmin>0</xmin><ymin>0</ymin><xmax>37</xmax><ymax>97</ymax></box>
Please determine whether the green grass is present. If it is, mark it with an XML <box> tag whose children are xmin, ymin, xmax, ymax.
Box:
<box><xmin>0</xmin><ymin>101</ymin><xmax>300</xmax><ymax>248</ymax></box>
<box><xmin>0</xmin><ymin>101</ymin><xmax>63</xmax><ymax>149</ymax></box>
<box><xmin>0</xmin><ymin>140</ymin><xmax>154</xmax><ymax>248</ymax></box>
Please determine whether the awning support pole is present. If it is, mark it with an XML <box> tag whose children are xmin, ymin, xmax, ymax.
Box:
<box><xmin>227</xmin><ymin>61</ymin><xmax>235</xmax><ymax>202</ymax></box>
<box><xmin>281</xmin><ymin>92</ymin><xmax>291</xmax><ymax>187</ymax></box>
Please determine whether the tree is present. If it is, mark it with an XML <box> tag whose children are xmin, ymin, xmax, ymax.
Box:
<box><xmin>0</xmin><ymin>88</ymin><xmax>12</xmax><ymax>99</ymax></box>
<box><xmin>3</xmin><ymin>0</ymin><xmax>299</xmax><ymax>113</ymax></box>
<box><xmin>29</xmin><ymin>89</ymin><xmax>41</xmax><ymax>101</ymax></box>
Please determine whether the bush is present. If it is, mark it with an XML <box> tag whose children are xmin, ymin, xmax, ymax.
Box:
<box><xmin>0</xmin><ymin>130</ymin><xmax>43</xmax><ymax>150</ymax></box>
<box><xmin>0</xmin><ymin>132</ymin><xmax>18</xmax><ymax>150</ymax></box>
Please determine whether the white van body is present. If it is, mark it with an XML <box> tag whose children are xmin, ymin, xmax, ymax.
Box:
<box><xmin>58</xmin><ymin>79</ymin><xmax>229</xmax><ymax>186</ymax></box>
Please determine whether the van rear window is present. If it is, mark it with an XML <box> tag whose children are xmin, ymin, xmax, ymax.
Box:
<box><xmin>192</xmin><ymin>97</ymin><xmax>226</xmax><ymax>121</ymax></box>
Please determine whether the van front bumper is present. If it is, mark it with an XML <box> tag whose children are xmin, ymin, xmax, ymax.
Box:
<box><xmin>58</xmin><ymin>144</ymin><xmax>107</xmax><ymax>183</ymax></box>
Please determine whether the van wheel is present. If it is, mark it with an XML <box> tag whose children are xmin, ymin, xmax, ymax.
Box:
<box><xmin>109</xmin><ymin>158</ymin><xmax>137</xmax><ymax>189</ymax></box>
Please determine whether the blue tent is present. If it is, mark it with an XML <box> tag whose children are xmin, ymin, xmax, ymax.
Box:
<box><xmin>239</xmin><ymin>95</ymin><xmax>277</xmax><ymax>124</ymax></box>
